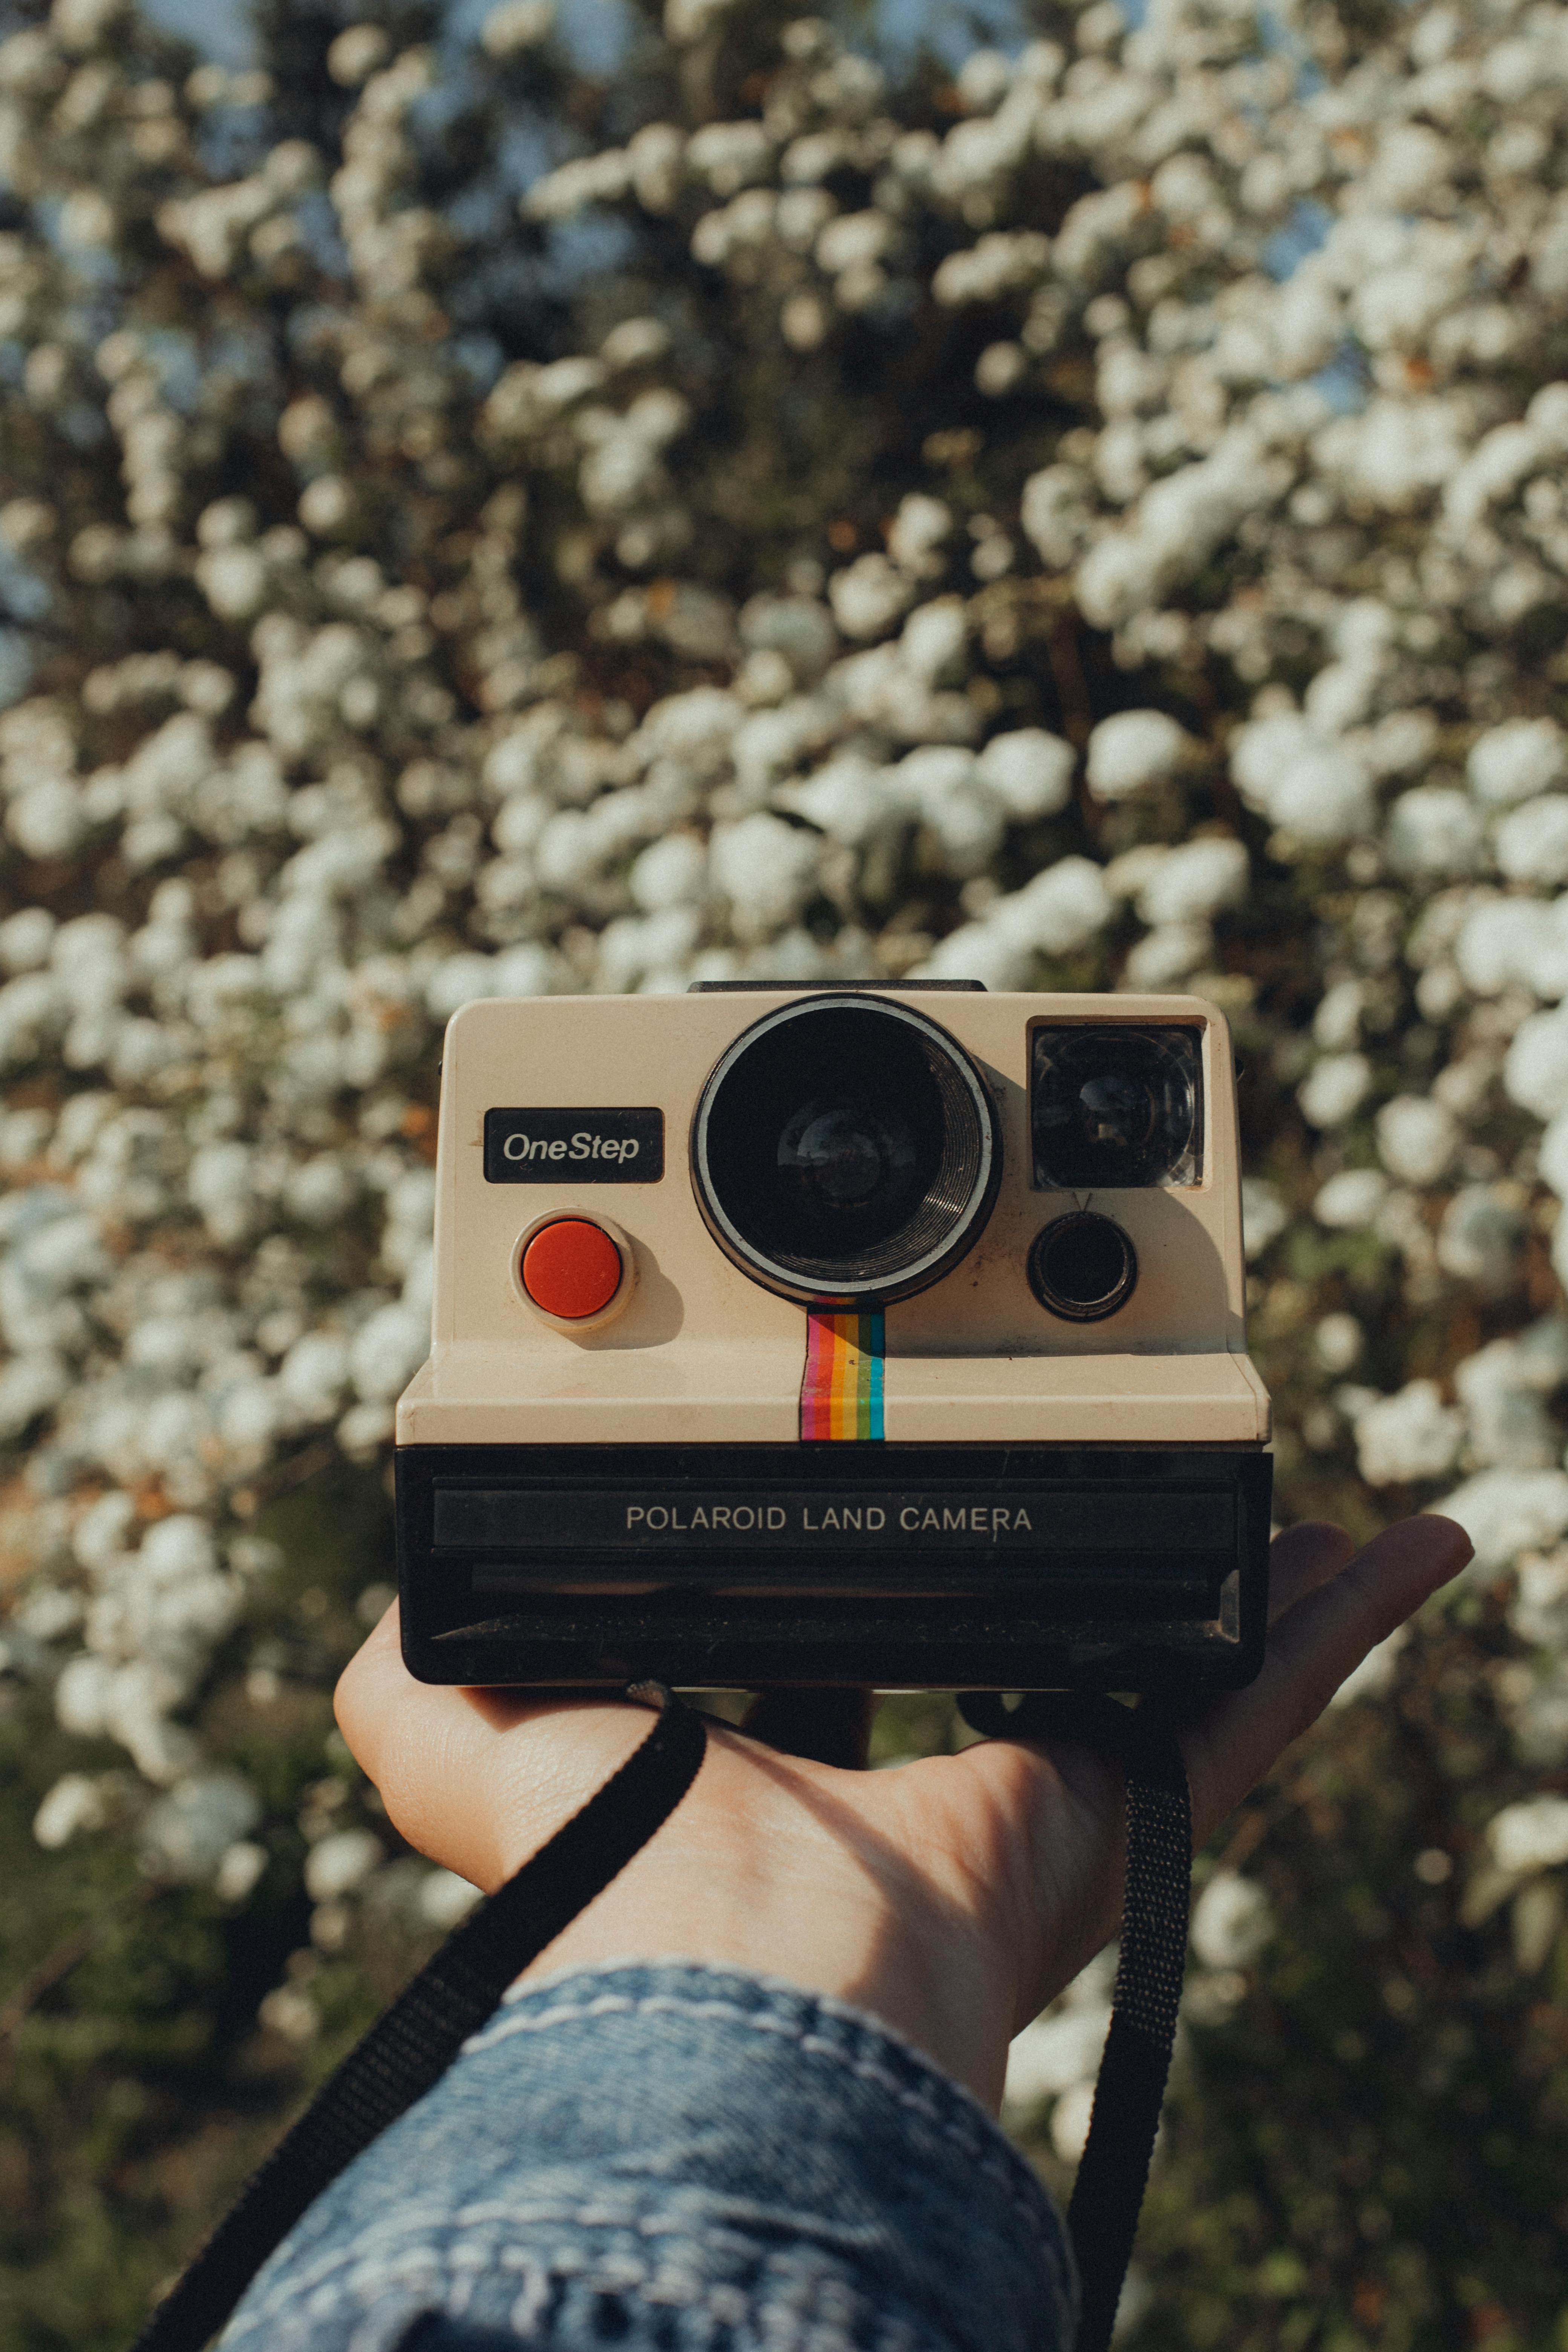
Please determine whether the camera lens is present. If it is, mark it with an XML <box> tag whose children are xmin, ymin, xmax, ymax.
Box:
<box><xmin>778</xmin><ymin>1101</ymin><xmax>917</xmax><ymax>1208</ymax></box>
<box><xmin>1031</xmin><ymin>1025</ymin><xmax>1201</xmax><ymax>1190</ymax></box>
<box><xmin>1028</xmin><ymin>1211</ymin><xmax>1138</xmax><ymax>1321</ymax></box>
<box><xmin>692</xmin><ymin>995</ymin><xmax>1001</xmax><ymax>1306</ymax></box>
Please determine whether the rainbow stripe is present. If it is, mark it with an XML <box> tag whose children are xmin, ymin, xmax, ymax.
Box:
<box><xmin>801</xmin><ymin>1311</ymin><xmax>885</xmax><ymax>1441</ymax></box>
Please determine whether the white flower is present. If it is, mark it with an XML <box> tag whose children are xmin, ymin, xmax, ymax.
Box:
<box><xmin>1123</xmin><ymin>922</ymin><xmax>1211</xmax><ymax>989</ymax></box>
<box><xmin>1455</xmin><ymin>1337</ymin><xmax>1562</xmax><ymax>1469</ymax></box>
<box><xmin>1271</xmin><ymin>746</ymin><xmax>1376</xmax><ymax>844</ymax></box>
<box><xmin>215</xmin><ymin>1841</ymin><xmax>268</xmax><ymax>1902</ymax></box>
<box><xmin>304</xmin><ymin>1827</ymin><xmax>384</xmax><ymax>1901</ymax></box>
<box><xmin>140</xmin><ymin>1770</ymin><xmax>261</xmax><ymax>1881</ymax></box>
<box><xmin>897</xmin><ymin>598</ymin><xmax>968</xmax><ymax>683</ymax></box>
<box><xmin>278</xmin><ymin>1332</ymin><xmax>351</xmax><ymax>1421</ymax></box>
<box><xmin>138</xmin><ymin>1514</ymin><xmax>220</xmax><ymax>1587</ymax></box>
<box><xmin>195</xmin><ymin>546</ymin><xmax>268</xmax><ymax>619</ymax></box>
<box><xmin>1240</xmin><ymin>1178</ymin><xmax>1288</xmax><ymax>1260</ymax></box>
<box><xmin>1135</xmin><ymin>837</ymin><xmax>1247</xmax><ymax>928</ymax></box>
<box><xmin>629</xmin><ymin>832</ymin><xmax>706</xmax><ymax>913</ymax></box>
<box><xmin>349</xmin><ymin>1304</ymin><xmax>429</xmax><ymax>1403</ymax></box>
<box><xmin>1230</xmin><ymin>712</ymin><xmax>1376</xmax><ymax>843</ymax></box>
<box><xmin>1496</xmin><ymin>796</ymin><xmax>1568</xmax><ymax>887</ymax></box>
<box><xmin>1085</xmin><ymin>710</ymin><xmax>1188</xmax><ymax>800</ymax></box>
<box><xmin>1355</xmin><ymin>1381</ymin><xmax>1464</xmax><ymax>1487</ymax></box>
<box><xmin>327</xmin><ymin>24</ymin><xmax>390</xmax><ymax>81</ymax></box>
<box><xmin>481</xmin><ymin>0</ymin><xmax>553</xmax><ymax>55</ymax></box>
<box><xmin>1468</xmin><ymin>718</ymin><xmax>1566</xmax><ymax>807</ymax></box>
<box><xmin>1298</xmin><ymin>1054</ymin><xmax>1372</xmax><ymax>1129</ymax></box>
<box><xmin>418</xmin><ymin>1868</ymin><xmax>484</xmax><ymax>1927</ymax></box>
<box><xmin>55</xmin><ymin>1652</ymin><xmax>116</xmax><ymax>1739</ymax></box>
<box><xmin>425</xmin><ymin>953</ymin><xmax>503</xmax><ymax>1019</ymax></box>
<box><xmin>973</xmin><ymin>729</ymin><xmax>1075</xmax><ymax>819</ymax></box>
<box><xmin>709</xmin><ymin>813</ymin><xmax>821</xmax><ymax>938</ymax></box>
<box><xmin>9</xmin><ymin>778</ymin><xmax>87</xmax><ymax>859</ymax></box>
<box><xmin>828</xmin><ymin>554</ymin><xmax>914</xmax><ymax>642</ymax></box>
<box><xmin>1375</xmin><ymin>1096</ymin><xmax>1456</xmax><ymax>1186</ymax></box>
<box><xmin>890</xmin><ymin>746</ymin><xmax>1000</xmax><ymax>875</ymax></box>
<box><xmin>34</xmin><ymin>1771</ymin><xmax>109</xmax><ymax>1850</ymax></box>
<box><xmin>188</xmin><ymin>1139</ymin><xmax>257</xmax><ymax>1244</ymax></box>
<box><xmin>918</xmin><ymin>856</ymin><xmax>1110</xmax><ymax>986</ymax></box>
<box><xmin>1385</xmin><ymin>788</ymin><xmax>1481</xmax><ymax>877</ymax></box>
<box><xmin>0</xmin><ymin>1349</ymin><xmax>69</xmax><ymax>1438</ymax></box>
<box><xmin>1485</xmin><ymin>1796</ymin><xmax>1568</xmax><ymax>1877</ymax></box>
<box><xmin>1191</xmin><ymin>1871</ymin><xmax>1275</xmax><ymax>1969</ymax></box>
<box><xmin>783</xmin><ymin>755</ymin><xmax>894</xmax><ymax>848</ymax></box>
<box><xmin>1315</xmin><ymin>1312</ymin><xmax>1364</xmax><ymax>1374</ymax></box>
<box><xmin>1003</xmin><ymin>2005</ymin><xmax>1112</xmax><ymax>2108</ymax></box>
<box><xmin>1076</xmin><ymin>425</ymin><xmax>1289</xmax><ymax>626</ymax></box>
<box><xmin>1505</xmin><ymin>1009</ymin><xmax>1568</xmax><ymax>1119</ymax></box>
<box><xmin>0</xmin><ymin>908</ymin><xmax>55</xmax><ymax>972</ymax></box>
<box><xmin>286</xmin><ymin>1155</ymin><xmax>355</xmax><ymax>1226</ymax></box>
<box><xmin>1313</xmin><ymin>979</ymin><xmax>1363</xmax><ymax>1051</ymax></box>
<box><xmin>1456</xmin><ymin>898</ymin><xmax>1559</xmax><ymax>998</ymax></box>
<box><xmin>886</xmin><ymin>495</ymin><xmax>952</xmax><ymax>576</ymax></box>
<box><xmin>1437</xmin><ymin>1469</ymin><xmax>1568</xmax><ymax>1578</ymax></box>
<box><xmin>1313</xmin><ymin>1168</ymin><xmax>1388</xmax><ymax>1229</ymax></box>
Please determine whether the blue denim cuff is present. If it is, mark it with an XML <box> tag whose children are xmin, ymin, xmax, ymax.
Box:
<box><xmin>220</xmin><ymin>1959</ymin><xmax>1075</xmax><ymax>2352</ymax></box>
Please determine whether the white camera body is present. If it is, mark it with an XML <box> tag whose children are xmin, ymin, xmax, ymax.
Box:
<box><xmin>395</xmin><ymin>984</ymin><xmax>1271</xmax><ymax>1692</ymax></box>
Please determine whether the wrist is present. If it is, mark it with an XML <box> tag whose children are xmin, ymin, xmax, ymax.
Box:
<box><xmin>505</xmin><ymin>1727</ymin><xmax>1013</xmax><ymax>2106</ymax></box>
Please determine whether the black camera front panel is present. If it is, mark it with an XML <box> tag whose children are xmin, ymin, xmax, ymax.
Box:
<box><xmin>396</xmin><ymin>1442</ymin><xmax>1272</xmax><ymax>1693</ymax></box>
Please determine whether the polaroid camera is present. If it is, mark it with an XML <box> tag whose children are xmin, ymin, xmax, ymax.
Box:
<box><xmin>394</xmin><ymin>984</ymin><xmax>1272</xmax><ymax>1692</ymax></box>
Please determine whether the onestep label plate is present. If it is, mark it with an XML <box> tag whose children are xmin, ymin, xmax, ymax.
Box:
<box><xmin>483</xmin><ymin>1107</ymin><xmax>665</xmax><ymax>1182</ymax></box>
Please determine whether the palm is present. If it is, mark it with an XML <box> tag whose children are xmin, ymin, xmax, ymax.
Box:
<box><xmin>335</xmin><ymin>1515</ymin><xmax>1468</xmax><ymax>2110</ymax></box>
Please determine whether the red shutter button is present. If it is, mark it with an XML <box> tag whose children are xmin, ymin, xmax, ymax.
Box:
<box><xmin>521</xmin><ymin>1219</ymin><xmax>623</xmax><ymax>1319</ymax></box>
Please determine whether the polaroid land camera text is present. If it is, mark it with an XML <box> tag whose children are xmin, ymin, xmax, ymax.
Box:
<box><xmin>394</xmin><ymin>986</ymin><xmax>1273</xmax><ymax>1692</ymax></box>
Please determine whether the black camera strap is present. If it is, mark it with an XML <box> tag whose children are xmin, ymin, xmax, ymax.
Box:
<box><xmin>959</xmin><ymin>1692</ymin><xmax>1191</xmax><ymax>2352</ymax></box>
<box><xmin>130</xmin><ymin>1683</ymin><xmax>708</xmax><ymax>2352</ymax></box>
<box><xmin>133</xmin><ymin>1686</ymin><xmax>1184</xmax><ymax>2352</ymax></box>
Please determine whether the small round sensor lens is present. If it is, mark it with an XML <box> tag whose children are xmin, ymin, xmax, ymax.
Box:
<box><xmin>1027</xmin><ymin>1211</ymin><xmax>1138</xmax><ymax>1322</ymax></box>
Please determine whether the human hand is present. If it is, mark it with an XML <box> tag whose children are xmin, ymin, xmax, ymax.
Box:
<box><xmin>334</xmin><ymin>1514</ymin><xmax>1472</xmax><ymax>2113</ymax></box>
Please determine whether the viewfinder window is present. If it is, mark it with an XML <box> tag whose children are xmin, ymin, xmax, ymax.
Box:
<box><xmin>1030</xmin><ymin>1024</ymin><xmax>1203</xmax><ymax>1190</ymax></box>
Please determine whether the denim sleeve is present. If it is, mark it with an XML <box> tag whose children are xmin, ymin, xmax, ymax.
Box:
<box><xmin>218</xmin><ymin>1960</ymin><xmax>1075</xmax><ymax>2352</ymax></box>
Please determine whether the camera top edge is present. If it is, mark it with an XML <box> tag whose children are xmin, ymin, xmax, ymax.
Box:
<box><xmin>687</xmin><ymin>978</ymin><xmax>988</xmax><ymax>992</ymax></box>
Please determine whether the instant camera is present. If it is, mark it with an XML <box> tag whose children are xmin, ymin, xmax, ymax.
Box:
<box><xmin>394</xmin><ymin>985</ymin><xmax>1272</xmax><ymax>1693</ymax></box>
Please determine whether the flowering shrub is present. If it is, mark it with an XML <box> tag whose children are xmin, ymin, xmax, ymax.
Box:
<box><xmin>3</xmin><ymin>0</ymin><xmax>1568</xmax><ymax>2337</ymax></box>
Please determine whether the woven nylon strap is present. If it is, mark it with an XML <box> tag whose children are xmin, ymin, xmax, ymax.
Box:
<box><xmin>958</xmin><ymin>1693</ymin><xmax>1192</xmax><ymax>2352</ymax></box>
<box><xmin>132</xmin><ymin>1684</ymin><xmax>707</xmax><ymax>2352</ymax></box>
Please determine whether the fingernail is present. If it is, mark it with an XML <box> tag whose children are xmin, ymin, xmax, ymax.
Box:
<box><xmin>1419</xmin><ymin>1512</ymin><xmax>1474</xmax><ymax>1574</ymax></box>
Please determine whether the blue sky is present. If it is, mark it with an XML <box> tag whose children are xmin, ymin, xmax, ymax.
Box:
<box><xmin>138</xmin><ymin>0</ymin><xmax>1054</xmax><ymax>72</ymax></box>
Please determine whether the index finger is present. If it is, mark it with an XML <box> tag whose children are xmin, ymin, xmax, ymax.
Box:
<box><xmin>333</xmin><ymin>1599</ymin><xmax>660</xmax><ymax>1888</ymax></box>
<box><xmin>1180</xmin><ymin>1512</ymin><xmax>1472</xmax><ymax>1845</ymax></box>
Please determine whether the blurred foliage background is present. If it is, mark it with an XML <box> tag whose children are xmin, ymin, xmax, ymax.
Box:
<box><xmin>2</xmin><ymin>0</ymin><xmax>1568</xmax><ymax>2341</ymax></box>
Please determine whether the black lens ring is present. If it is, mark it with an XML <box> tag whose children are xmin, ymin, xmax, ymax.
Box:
<box><xmin>1027</xmin><ymin>1211</ymin><xmax>1138</xmax><ymax>1323</ymax></box>
<box><xmin>691</xmin><ymin>994</ymin><xmax>1002</xmax><ymax>1307</ymax></box>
